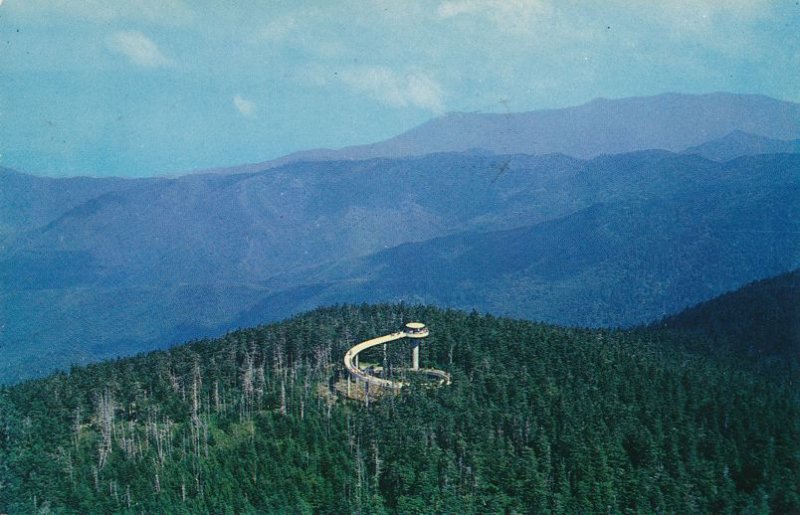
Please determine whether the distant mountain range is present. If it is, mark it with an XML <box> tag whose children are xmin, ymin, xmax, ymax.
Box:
<box><xmin>1</xmin><ymin>92</ymin><xmax>799</xmax><ymax>383</ymax></box>
<box><xmin>683</xmin><ymin>130</ymin><xmax>800</xmax><ymax>161</ymax></box>
<box><xmin>233</xmin><ymin>152</ymin><xmax>800</xmax><ymax>329</ymax></box>
<box><xmin>213</xmin><ymin>92</ymin><xmax>800</xmax><ymax>174</ymax></box>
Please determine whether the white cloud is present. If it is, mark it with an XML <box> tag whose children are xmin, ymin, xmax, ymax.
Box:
<box><xmin>260</xmin><ymin>16</ymin><xmax>299</xmax><ymax>42</ymax></box>
<box><xmin>256</xmin><ymin>13</ymin><xmax>346</xmax><ymax>59</ymax></box>
<box><xmin>233</xmin><ymin>95</ymin><xmax>257</xmax><ymax>118</ymax></box>
<box><xmin>406</xmin><ymin>74</ymin><xmax>446</xmax><ymax>113</ymax></box>
<box><xmin>297</xmin><ymin>64</ymin><xmax>333</xmax><ymax>87</ymax></box>
<box><xmin>437</xmin><ymin>0</ymin><xmax>551</xmax><ymax>31</ymax></box>
<box><xmin>310</xmin><ymin>40</ymin><xmax>348</xmax><ymax>59</ymax></box>
<box><xmin>340</xmin><ymin>66</ymin><xmax>444</xmax><ymax>113</ymax></box>
<box><xmin>642</xmin><ymin>0</ymin><xmax>772</xmax><ymax>23</ymax></box>
<box><xmin>107</xmin><ymin>31</ymin><xmax>170</xmax><ymax>68</ymax></box>
<box><xmin>438</xmin><ymin>0</ymin><xmax>481</xmax><ymax>18</ymax></box>
<box><xmin>612</xmin><ymin>0</ymin><xmax>775</xmax><ymax>57</ymax></box>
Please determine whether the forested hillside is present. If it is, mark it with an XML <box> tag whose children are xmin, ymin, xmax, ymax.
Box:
<box><xmin>656</xmin><ymin>269</ymin><xmax>800</xmax><ymax>361</ymax></box>
<box><xmin>2</xmin><ymin>305</ymin><xmax>797</xmax><ymax>513</ymax></box>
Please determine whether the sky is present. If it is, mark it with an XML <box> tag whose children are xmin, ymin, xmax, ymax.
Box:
<box><xmin>1</xmin><ymin>0</ymin><xmax>798</xmax><ymax>177</ymax></box>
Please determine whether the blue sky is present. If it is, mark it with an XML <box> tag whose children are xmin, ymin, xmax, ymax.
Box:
<box><xmin>1</xmin><ymin>0</ymin><xmax>798</xmax><ymax>177</ymax></box>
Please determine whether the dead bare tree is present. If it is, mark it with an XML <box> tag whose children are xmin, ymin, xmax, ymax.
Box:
<box><xmin>95</xmin><ymin>388</ymin><xmax>115</xmax><ymax>470</ymax></box>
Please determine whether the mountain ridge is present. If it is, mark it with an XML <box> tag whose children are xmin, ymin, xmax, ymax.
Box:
<box><xmin>2</xmin><ymin>95</ymin><xmax>799</xmax><ymax>383</ymax></box>
<box><xmin>198</xmin><ymin>92</ymin><xmax>800</xmax><ymax>175</ymax></box>
<box><xmin>7</xmin><ymin>93</ymin><xmax>798</xmax><ymax>179</ymax></box>
<box><xmin>3</xmin><ymin>150</ymin><xmax>797</xmax><ymax>383</ymax></box>
<box><xmin>259</xmin><ymin>186</ymin><xmax>799</xmax><ymax>328</ymax></box>
<box><xmin>682</xmin><ymin>130</ymin><xmax>800</xmax><ymax>161</ymax></box>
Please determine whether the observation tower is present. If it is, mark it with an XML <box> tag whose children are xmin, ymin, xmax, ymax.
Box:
<box><xmin>341</xmin><ymin>321</ymin><xmax>448</xmax><ymax>398</ymax></box>
<box><xmin>404</xmin><ymin>322</ymin><xmax>429</xmax><ymax>370</ymax></box>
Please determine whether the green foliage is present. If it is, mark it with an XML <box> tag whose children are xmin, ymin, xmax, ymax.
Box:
<box><xmin>1</xmin><ymin>304</ymin><xmax>798</xmax><ymax>512</ymax></box>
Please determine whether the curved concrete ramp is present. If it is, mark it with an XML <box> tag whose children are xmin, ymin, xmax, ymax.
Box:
<box><xmin>343</xmin><ymin>331</ymin><xmax>407</xmax><ymax>390</ymax></box>
<box><xmin>342</xmin><ymin>323</ymin><xmax>450</xmax><ymax>394</ymax></box>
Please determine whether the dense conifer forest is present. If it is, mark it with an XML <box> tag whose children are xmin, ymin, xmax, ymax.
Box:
<box><xmin>1</xmin><ymin>304</ymin><xmax>798</xmax><ymax>513</ymax></box>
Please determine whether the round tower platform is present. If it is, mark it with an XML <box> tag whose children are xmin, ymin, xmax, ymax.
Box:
<box><xmin>404</xmin><ymin>322</ymin><xmax>429</xmax><ymax>338</ymax></box>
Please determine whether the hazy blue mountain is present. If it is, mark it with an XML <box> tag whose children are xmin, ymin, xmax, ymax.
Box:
<box><xmin>0</xmin><ymin>167</ymin><xmax>149</xmax><ymax>239</ymax></box>
<box><xmin>0</xmin><ymin>153</ymin><xmax>584</xmax><ymax>288</ymax></box>
<box><xmin>1</xmin><ymin>153</ymin><xmax>586</xmax><ymax>381</ymax></box>
<box><xmin>682</xmin><ymin>130</ymin><xmax>800</xmax><ymax>161</ymax></box>
<box><xmin>655</xmin><ymin>270</ymin><xmax>800</xmax><ymax>360</ymax></box>
<box><xmin>2</xmin><ymin>151</ymin><xmax>797</xmax><ymax>383</ymax></box>
<box><xmin>257</xmin><ymin>173</ymin><xmax>799</xmax><ymax>328</ymax></box>
<box><xmin>220</xmin><ymin>93</ymin><xmax>800</xmax><ymax>173</ymax></box>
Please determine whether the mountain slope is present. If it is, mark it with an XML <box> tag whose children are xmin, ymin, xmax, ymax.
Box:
<box><xmin>0</xmin><ymin>167</ymin><xmax>149</xmax><ymax>239</ymax></box>
<box><xmin>1</xmin><ymin>151</ymin><xmax>798</xmax><ymax>383</ymax></box>
<box><xmin>223</xmin><ymin>93</ymin><xmax>800</xmax><ymax>172</ymax></box>
<box><xmin>682</xmin><ymin>130</ymin><xmax>800</xmax><ymax>161</ymax></box>
<box><xmin>1</xmin><ymin>152</ymin><xmax>587</xmax><ymax>382</ymax></box>
<box><xmin>260</xmin><ymin>179</ymin><xmax>799</xmax><ymax>328</ymax></box>
<box><xmin>1</xmin><ymin>305</ymin><xmax>798</xmax><ymax>512</ymax></box>
<box><xmin>656</xmin><ymin>270</ymin><xmax>800</xmax><ymax>360</ymax></box>
<box><xmin>0</xmin><ymin>153</ymin><xmax>584</xmax><ymax>288</ymax></box>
